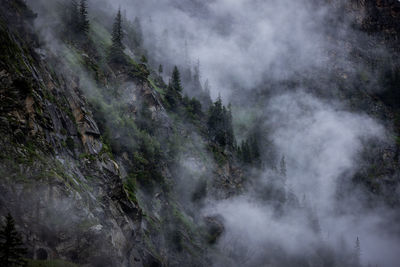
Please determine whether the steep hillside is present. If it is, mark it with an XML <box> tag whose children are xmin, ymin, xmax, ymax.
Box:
<box><xmin>1</xmin><ymin>0</ymin><xmax>400</xmax><ymax>267</ymax></box>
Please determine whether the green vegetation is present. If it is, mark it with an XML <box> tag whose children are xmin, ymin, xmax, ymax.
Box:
<box><xmin>237</xmin><ymin>134</ymin><xmax>261</xmax><ymax>166</ymax></box>
<box><xmin>124</xmin><ymin>173</ymin><xmax>138</xmax><ymax>203</ymax></box>
<box><xmin>0</xmin><ymin>213</ymin><xmax>27</xmax><ymax>267</ymax></box>
<box><xmin>108</xmin><ymin>9</ymin><xmax>125</xmax><ymax>63</ymax></box>
<box><xmin>207</xmin><ymin>97</ymin><xmax>234</xmax><ymax>148</ymax></box>
<box><xmin>165</xmin><ymin>66</ymin><xmax>184</xmax><ymax>111</ymax></box>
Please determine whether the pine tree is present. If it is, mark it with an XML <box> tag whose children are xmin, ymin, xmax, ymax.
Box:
<box><xmin>207</xmin><ymin>96</ymin><xmax>224</xmax><ymax>146</ymax></box>
<box><xmin>166</xmin><ymin>81</ymin><xmax>177</xmax><ymax>111</ymax></box>
<box><xmin>354</xmin><ymin>236</ymin><xmax>361</xmax><ymax>266</ymax></box>
<box><xmin>0</xmin><ymin>213</ymin><xmax>27</xmax><ymax>267</ymax></box>
<box><xmin>109</xmin><ymin>9</ymin><xmax>125</xmax><ymax>62</ymax></box>
<box><xmin>66</xmin><ymin>0</ymin><xmax>79</xmax><ymax>35</ymax></box>
<box><xmin>225</xmin><ymin>104</ymin><xmax>234</xmax><ymax>148</ymax></box>
<box><xmin>249</xmin><ymin>135</ymin><xmax>260</xmax><ymax>164</ymax></box>
<box><xmin>280</xmin><ymin>156</ymin><xmax>287</xmax><ymax>178</ymax></box>
<box><xmin>192</xmin><ymin>60</ymin><xmax>203</xmax><ymax>92</ymax></box>
<box><xmin>133</xmin><ymin>17</ymin><xmax>143</xmax><ymax>49</ymax></box>
<box><xmin>171</xmin><ymin>66</ymin><xmax>183</xmax><ymax>93</ymax></box>
<box><xmin>240</xmin><ymin>140</ymin><xmax>251</xmax><ymax>163</ymax></box>
<box><xmin>201</xmin><ymin>79</ymin><xmax>213</xmax><ymax>110</ymax></box>
<box><xmin>165</xmin><ymin>67</ymin><xmax>183</xmax><ymax>111</ymax></box>
<box><xmin>78</xmin><ymin>0</ymin><xmax>90</xmax><ymax>36</ymax></box>
<box><xmin>158</xmin><ymin>64</ymin><xmax>163</xmax><ymax>75</ymax></box>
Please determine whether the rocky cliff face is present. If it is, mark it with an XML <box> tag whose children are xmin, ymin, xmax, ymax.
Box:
<box><xmin>0</xmin><ymin>2</ymin><xmax>151</xmax><ymax>266</ymax></box>
<box><xmin>0</xmin><ymin>1</ymin><xmax>242</xmax><ymax>266</ymax></box>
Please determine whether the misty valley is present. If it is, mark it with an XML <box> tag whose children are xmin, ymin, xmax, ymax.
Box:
<box><xmin>0</xmin><ymin>0</ymin><xmax>400</xmax><ymax>266</ymax></box>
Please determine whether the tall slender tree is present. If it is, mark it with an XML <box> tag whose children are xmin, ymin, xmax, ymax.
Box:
<box><xmin>165</xmin><ymin>66</ymin><xmax>183</xmax><ymax>110</ymax></box>
<box><xmin>207</xmin><ymin>96</ymin><xmax>235</xmax><ymax>148</ymax></box>
<box><xmin>109</xmin><ymin>9</ymin><xmax>125</xmax><ymax>62</ymax></box>
<box><xmin>66</xmin><ymin>0</ymin><xmax>79</xmax><ymax>34</ymax></box>
<box><xmin>133</xmin><ymin>17</ymin><xmax>143</xmax><ymax>49</ymax></box>
<box><xmin>354</xmin><ymin>236</ymin><xmax>361</xmax><ymax>266</ymax></box>
<box><xmin>171</xmin><ymin>66</ymin><xmax>183</xmax><ymax>93</ymax></box>
<box><xmin>280</xmin><ymin>155</ymin><xmax>287</xmax><ymax>178</ymax></box>
<box><xmin>0</xmin><ymin>213</ymin><xmax>27</xmax><ymax>267</ymax></box>
<box><xmin>79</xmin><ymin>0</ymin><xmax>90</xmax><ymax>36</ymax></box>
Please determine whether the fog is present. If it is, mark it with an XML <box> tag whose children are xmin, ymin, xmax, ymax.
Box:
<box><xmin>25</xmin><ymin>0</ymin><xmax>400</xmax><ymax>266</ymax></box>
<box><xmin>205</xmin><ymin>91</ymin><xmax>399</xmax><ymax>266</ymax></box>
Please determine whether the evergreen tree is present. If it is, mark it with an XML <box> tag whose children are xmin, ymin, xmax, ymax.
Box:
<box><xmin>78</xmin><ymin>0</ymin><xmax>90</xmax><ymax>36</ymax></box>
<box><xmin>354</xmin><ymin>236</ymin><xmax>361</xmax><ymax>266</ymax></box>
<box><xmin>249</xmin><ymin>135</ymin><xmax>260</xmax><ymax>165</ymax></box>
<box><xmin>192</xmin><ymin>60</ymin><xmax>203</xmax><ymax>92</ymax></box>
<box><xmin>240</xmin><ymin>140</ymin><xmax>252</xmax><ymax>163</ymax></box>
<box><xmin>280</xmin><ymin>155</ymin><xmax>287</xmax><ymax>178</ymax></box>
<box><xmin>66</xmin><ymin>0</ymin><xmax>79</xmax><ymax>35</ymax></box>
<box><xmin>224</xmin><ymin>104</ymin><xmax>234</xmax><ymax>147</ymax></box>
<box><xmin>207</xmin><ymin>96</ymin><xmax>235</xmax><ymax>148</ymax></box>
<box><xmin>201</xmin><ymin>79</ymin><xmax>213</xmax><ymax>110</ymax></box>
<box><xmin>0</xmin><ymin>213</ymin><xmax>27</xmax><ymax>267</ymax></box>
<box><xmin>171</xmin><ymin>66</ymin><xmax>183</xmax><ymax>93</ymax></box>
<box><xmin>133</xmin><ymin>17</ymin><xmax>143</xmax><ymax>49</ymax></box>
<box><xmin>158</xmin><ymin>64</ymin><xmax>163</xmax><ymax>75</ymax></box>
<box><xmin>109</xmin><ymin>9</ymin><xmax>125</xmax><ymax>62</ymax></box>
<box><xmin>165</xmin><ymin>67</ymin><xmax>184</xmax><ymax>111</ymax></box>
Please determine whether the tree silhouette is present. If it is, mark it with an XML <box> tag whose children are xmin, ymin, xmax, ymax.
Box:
<box><xmin>133</xmin><ymin>17</ymin><xmax>143</xmax><ymax>49</ymax></box>
<box><xmin>0</xmin><ymin>213</ymin><xmax>27</xmax><ymax>267</ymax></box>
<box><xmin>165</xmin><ymin>67</ymin><xmax>183</xmax><ymax>111</ymax></box>
<box><xmin>158</xmin><ymin>64</ymin><xmax>163</xmax><ymax>75</ymax></box>
<box><xmin>354</xmin><ymin>236</ymin><xmax>361</xmax><ymax>266</ymax></box>
<box><xmin>280</xmin><ymin>156</ymin><xmax>287</xmax><ymax>178</ymax></box>
<box><xmin>78</xmin><ymin>0</ymin><xmax>90</xmax><ymax>37</ymax></box>
<box><xmin>171</xmin><ymin>66</ymin><xmax>183</xmax><ymax>93</ymax></box>
<box><xmin>109</xmin><ymin>9</ymin><xmax>125</xmax><ymax>63</ymax></box>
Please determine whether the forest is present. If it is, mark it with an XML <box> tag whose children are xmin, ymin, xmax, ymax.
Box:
<box><xmin>0</xmin><ymin>0</ymin><xmax>400</xmax><ymax>266</ymax></box>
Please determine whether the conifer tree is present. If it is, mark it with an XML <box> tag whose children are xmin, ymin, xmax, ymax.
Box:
<box><xmin>280</xmin><ymin>156</ymin><xmax>287</xmax><ymax>178</ymax></box>
<box><xmin>207</xmin><ymin>96</ymin><xmax>234</xmax><ymax>148</ymax></box>
<box><xmin>109</xmin><ymin>9</ymin><xmax>125</xmax><ymax>62</ymax></box>
<box><xmin>225</xmin><ymin>104</ymin><xmax>234</xmax><ymax>148</ymax></box>
<box><xmin>78</xmin><ymin>0</ymin><xmax>90</xmax><ymax>36</ymax></box>
<box><xmin>158</xmin><ymin>64</ymin><xmax>163</xmax><ymax>75</ymax></box>
<box><xmin>249</xmin><ymin>136</ymin><xmax>260</xmax><ymax>164</ymax></box>
<box><xmin>193</xmin><ymin>60</ymin><xmax>203</xmax><ymax>92</ymax></box>
<box><xmin>354</xmin><ymin>236</ymin><xmax>361</xmax><ymax>266</ymax></box>
<box><xmin>165</xmin><ymin>67</ymin><xmax>184</xmax><ymax>111</ymax></box>
<box><xmin>66</xmin><ymin>0</ymin><xmax>79</xmax><ymax>35</ymax></box>
<box><xmin>0</xmin><ymin>213</ymin><xmax>27</xmax><ymax>267</ymax></box>
<box><xmin>166</xmin><ymin>81</ymin><xmax>178</xmax><ymax>111</ymax></box>
<box><xmin>240</xmin><ymin>140</ymin><xmax>252</xmax><ymax>163</ymax></box>
<box><xmin>171</xmin><ymin>66</ymin><xmax>183</xmax><ymax>93</ymax></box>
<box><xmin>201</xmin><ymin>79</ymin><xmax>213</xmax><ymax>110</ymax></box>
<box><xmin>133</xmin><ymin>17</ymin><xmax>143</xmax><ymax>49</ymax></box>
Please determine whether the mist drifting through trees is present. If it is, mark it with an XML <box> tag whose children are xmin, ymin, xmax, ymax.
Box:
<box><xmin>1</xmin><ymin>0</ymin><xmax>400</xmax><ymax>266</ymax></box>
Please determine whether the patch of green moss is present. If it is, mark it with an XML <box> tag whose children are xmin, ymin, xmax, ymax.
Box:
<box><xmin>123</xmin><ymin>173</ymin><xmax>138</xmax><ymax>203</ymax></box>
<box><xmin>79</xmin><ymin>153</ymin><xmax>97</xmax><ymax>161</ymax></box>
<box><xmin>148</xmin><ymin>78</ymin><xmax>165</xmax><ymax>95</ymax></box>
